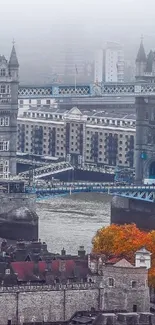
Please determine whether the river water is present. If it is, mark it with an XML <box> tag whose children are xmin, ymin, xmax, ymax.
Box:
<box><xmin>37</xmin><ymin>193</ymin><xmax>111</xmax><ymax>255</ymax></box>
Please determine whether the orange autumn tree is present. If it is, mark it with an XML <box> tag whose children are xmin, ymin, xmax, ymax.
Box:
<box><xmin>92</xmin><ymin>223</ymin><xmax>155</xmax><ymax>287</ymax></box>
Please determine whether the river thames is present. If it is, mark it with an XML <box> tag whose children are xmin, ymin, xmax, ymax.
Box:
<box><xmin>37</xmin><ymin>193</ymin><xmax>111</xmax><ymax>254</ymax></box>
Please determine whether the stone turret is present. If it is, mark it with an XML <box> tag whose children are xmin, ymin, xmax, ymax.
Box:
<box><xmin>135</xmin><ymin>38</ymin><xmax>147</xmax><ymax>79</ymax></box>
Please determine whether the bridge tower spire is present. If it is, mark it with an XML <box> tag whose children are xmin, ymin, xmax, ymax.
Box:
<box><xmin>135</xmin><ymin>37</ymin><xmax>147</xmax><ymax>80</ymax></box>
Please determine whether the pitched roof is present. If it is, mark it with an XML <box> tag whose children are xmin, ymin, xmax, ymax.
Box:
<box><xmin>68</xmin><ymin>107</ymin><xmax>82</xmax><ymax>115</ymax></box>
<box><xmin>114</xmin><ymin>258</ymin><xmax>134</xmax><ymax>268</ymax></box>
<box><xmin>135</xmin><ymin>247</ymin><xmax>151</xmax><ymax>255</ymax></box>
<box><xmin>136</xmin><ymin>40</ymin><xmax>146</xmax><ymax>62</ymax></box>
<box><xmin>9</xmin><ymin>45</ymin><xmax>19</xmax><ymax>68</ymax></box>
<box><xmin>11</xmin><ymin>261</ymin><xmax>46</xmax><ymax>281</ymax></box>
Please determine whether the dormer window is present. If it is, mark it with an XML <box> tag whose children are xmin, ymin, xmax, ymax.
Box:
<box><xmin>0</xmin><ymin>69</ymin><xmax>6</xmax><ymax>77</ymax></box>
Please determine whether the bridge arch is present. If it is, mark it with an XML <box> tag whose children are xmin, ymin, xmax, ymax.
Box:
<box><xmin>144</xmin><ymin>158</ymin><xmax>155</xmax><ymax>179</ymax></box>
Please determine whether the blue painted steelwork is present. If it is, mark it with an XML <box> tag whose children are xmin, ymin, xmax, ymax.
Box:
<box><xmin>18</xmin><ymin>82</ymin><xmax>155</xmax><ymax>98</ymax></box>
<box><xmin>26</xmin><ymin>184</ymin><xmax>155</xmax><ymax>202</ymax></box>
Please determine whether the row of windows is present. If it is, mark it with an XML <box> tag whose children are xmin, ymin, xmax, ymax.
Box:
<box><xmin>18</xmin><ymin>148</ymin><xmax>65</xmax><ymax>157</ymax></box>
<box><xmin>108</xmin><ymin>278</ymin><xmax>138</xmax><ymax>288</ymax></box>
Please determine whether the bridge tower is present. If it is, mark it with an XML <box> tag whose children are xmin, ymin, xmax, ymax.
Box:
<box><xmin>135</xmin><ymin>96</ymin><xmax>155</xmax><ymax>183</ymax></box>
<box><xmin>135</xmin><ymin>38</ymin><xmax>147</xmax><ymax>80</ymax></box>
<box><xmin>0</xmin><ymin>45</ymin><xmax>19</xmax><ymax>178</ymax></box>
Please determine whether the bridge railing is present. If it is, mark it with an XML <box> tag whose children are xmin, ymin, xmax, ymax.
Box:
<box><xmin>25</xmin><ymin>184</ymin><xmax>155</xmax><ymax>194</ymax></box>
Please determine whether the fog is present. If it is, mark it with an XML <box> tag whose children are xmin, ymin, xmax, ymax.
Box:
<box><xmin>1</xmin><ymin>0</ymin><xmax>155</xmax><ymax>83</ymax></box>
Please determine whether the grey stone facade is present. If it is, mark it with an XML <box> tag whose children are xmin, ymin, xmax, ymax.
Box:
<box><xmin>0</xmin><ymin>46</ymin><xmax>19</xmax><ymax>178</ymax></box>
<box><xmin>135</xmin><ymin>97</ymin><xmax>155</xmax><ymax>183</ymax></box>
<box><xmin>0</xmin><ymin>263</ymin><xmax>149</xmax><ymax>324</ymax></box>
<box><xmin>0</xmin><ymin>192</ymin><xmax>36</xmax><ymax>215</ymax></box>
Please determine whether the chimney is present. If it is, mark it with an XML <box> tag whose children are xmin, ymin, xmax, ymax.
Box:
<box><xmin>61</xmin><ymin>248</ymin><xmax>66</xmax><ymax>256</ymax></box>
<box><xmin>1</xmin><ymin>239</ymin><xmax>7</xmax><ymax>252</ymax></box>
<box><xmin>78</xmin><ymin>246</ymin><xmax>86</xmax><ymax>258</ymax></box>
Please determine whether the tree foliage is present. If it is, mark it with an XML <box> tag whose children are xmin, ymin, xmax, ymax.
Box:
<box><xmin>92</xmin><ymin>224</ymin><xmax>155</xmax><ymax>287</ymax></box>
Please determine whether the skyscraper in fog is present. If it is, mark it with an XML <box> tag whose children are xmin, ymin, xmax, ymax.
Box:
<box><xmin>105</xmin><ymin>42</ymin><xmax>124</xmax><ymax>82</ymax></box>
<box><xmin>94</xmin><ymin>49</ymin><xmax>103</xmax><ymax>83</ymax></box>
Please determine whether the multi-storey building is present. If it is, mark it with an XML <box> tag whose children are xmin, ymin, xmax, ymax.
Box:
<box><xmin>17</xmin><ymin>107</ymin><xmax>135</xmax><ymax>168</ymax></box>
<box><xmin>105</xmin><ymin>41</ymin><xmax>124</xmax><ymax>83</ymax></box>
<box><xmin>93</xmin><ymin>42</ymin><xmax>124</xmax><ymax>83</ymax></box>
<box><xmin>0</xmin><ymin>46</ymin><xmax>19</xmax><ymax>178</ymax></box>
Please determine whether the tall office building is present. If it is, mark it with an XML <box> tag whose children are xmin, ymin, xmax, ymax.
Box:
<box><xmin>105</xmin><ymin>42</ymin><xmax>124</xmax><ymax>82</ymax></box>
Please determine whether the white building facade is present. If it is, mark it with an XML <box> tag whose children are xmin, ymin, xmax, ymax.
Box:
<box><xmin>105</xmin><ymin>42</ymin><xmax>124</xmax><ymax>83</ymax></box>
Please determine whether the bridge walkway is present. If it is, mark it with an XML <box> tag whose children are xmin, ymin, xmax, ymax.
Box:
<box><xmin>19</xmin><ymin>161</ymin><xmax>74</xmax><ymax>179</ymax></box>
<box><xmin>26</xmin><ymin>183</ymin><xmax>155</xmax><ymax>202</ymax></box>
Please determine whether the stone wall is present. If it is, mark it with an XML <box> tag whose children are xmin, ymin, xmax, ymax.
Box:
<box><xmin>0</xmin><ymin>280</ymin><xmax>149</xmax><ymax>325</ymax></box>
<box><xmin>0</xmin><ymin>193</ymin><xmax>36</xmax><ymax>215</ymax></box>
<box><xmin>111</xmin><ymin>196</ymin><xmax>155</xmax><ymax>230</ymax></box>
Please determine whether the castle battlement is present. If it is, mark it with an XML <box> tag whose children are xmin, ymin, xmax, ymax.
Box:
<box><xmin>0</xmin><ymin>282</ymin><xmax>98</xmax><ymax>293</ymax></box>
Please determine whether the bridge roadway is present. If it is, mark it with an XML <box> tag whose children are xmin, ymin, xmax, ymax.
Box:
<box><xmin>18</xmin><ymin>82</ymin><xmax>155</xmax><ymax>98</ymax></box>
<box><xmin>26</xmin><ymin>182</ymin><xmax>155</xmax><ymax>202</ymax></box>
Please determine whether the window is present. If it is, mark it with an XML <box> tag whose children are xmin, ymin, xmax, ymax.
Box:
<box><xmin>0</xmin><ymin>69</ymin><xmax>6</xmax><ymax>77</ymax></box>
<box><xmin>0</xmin><ymin>85</ymin><xmax>6</xmax><ymax>93</ymax></box>
<box><xmin>0</xmin><ymin>117</ymin><xmax>4</xmax><ymax>126</ymax></box>
<box><xmin>108</xmin><ymin>277</ymin><xmax>114</xmax><ymax>287</ymax></box>
<box><xmin>5</xmin><ymin>117</ymin><xmax>9</xmax><ymax>126</ymax></box>
<box><xmin>131</xmin><ymin>281</ymin><xmax>137</xmax><ymax>288</ymax></box>
<box><xmin>0</xmin><ymin>141</ymin><xmax>9</xmax><ymax>151</ymax></box>
<box><xmin>5</xmin><ymin>269</ymin><xmax>10</xmax><ymax>275</ymax></box>
<box><xmin>0</xmin><ymin>142</ymin><xmax>3</xmax><ymax>151</ymax></box>
<box><xmin>133</xmin><ymin>305</ymin><xmax>137</xmax><ymax>312</ymax></box>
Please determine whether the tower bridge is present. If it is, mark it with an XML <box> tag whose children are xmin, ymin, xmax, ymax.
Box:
<box><xmin>13</xmin><ymin>39</ymin><xmax>155</xmax><ymax>202</ymax></box>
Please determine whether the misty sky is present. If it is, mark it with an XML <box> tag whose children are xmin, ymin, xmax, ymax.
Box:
<box><xmin>1</xmin><ymin>0</ymin><xmax>155</xmax><ymax>83</ymax></box>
